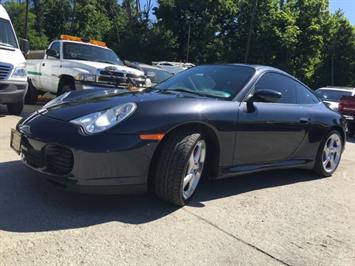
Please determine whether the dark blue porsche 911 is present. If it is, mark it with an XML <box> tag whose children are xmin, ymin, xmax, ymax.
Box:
<box><xmin>11</xmin><ymin>64</ymin><xmax>346</xmax><ymax>206</ymax></box>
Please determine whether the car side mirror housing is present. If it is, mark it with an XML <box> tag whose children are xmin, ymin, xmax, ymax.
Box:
<box><xmin>246</xmin><ymin>89</ymin><xmax>282</xmax><ymax>112</ymax></box>
<box><xmin>46</xmin><ymin>49</ymin><xmax>59</xmax><ymax>59</ymax></box>
<box><xmin>19</xmin><ymin>38</ymin><xmax>30</xmax><ymax>55</ymax></box>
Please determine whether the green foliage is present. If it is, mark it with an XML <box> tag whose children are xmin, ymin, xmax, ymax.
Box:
<box><xmin>2</xmin><ymin>0</ymin><xmax>355</xmax><ymax>88</ymax></box>
<box><xmin>4</xmin><ymin>1</ymin><xmax>48</xmax><ymax>49</ymax></box>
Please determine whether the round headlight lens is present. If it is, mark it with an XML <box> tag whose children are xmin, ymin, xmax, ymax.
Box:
<box><xmin>70</xmin><ymin>102</ymin><xmax>137</xmax><ymax>135</ymax></box>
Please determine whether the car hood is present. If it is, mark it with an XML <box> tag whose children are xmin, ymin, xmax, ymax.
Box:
<box><xmin>41</xmin><ymin>89</ymin><xmax>220</xmax><ymax>121</ymax></box>
<box><xmin>63</xmin><ymin>60</ymin><xmax>144</xmax><ymax>76</ymax></box>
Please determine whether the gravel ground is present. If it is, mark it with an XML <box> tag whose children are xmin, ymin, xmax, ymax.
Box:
<box><xmin>0</xmin><ymin>104</ymin><xmax>354</xmax><ymax>266</ymax></box>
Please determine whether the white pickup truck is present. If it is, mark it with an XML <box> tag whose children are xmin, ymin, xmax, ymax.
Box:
<box><xmin>26</xmin><ymin>35</ymin><xmax>146</xmax><ymax>104</ymax></box>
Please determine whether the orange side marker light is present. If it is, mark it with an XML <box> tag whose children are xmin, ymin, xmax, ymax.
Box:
<box><xmin>139</xmin><ymin>133</ymin><xmax>165</xmax><ymax>141</ymax></box>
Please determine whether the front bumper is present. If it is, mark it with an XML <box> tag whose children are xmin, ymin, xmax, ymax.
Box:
<box><xmin>0</xmin><ymin>80</ymin><xmax>28</xmax><ymax>104</ymax></box>
<box><xmin>16</xmin><ymin>113</ymin><xmax>158</xmax><ymax>194</ymax></box>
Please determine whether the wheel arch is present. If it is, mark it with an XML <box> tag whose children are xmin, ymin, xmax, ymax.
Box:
<box><xmin>147</xmin><ymin>122</ymin><xmax>221</xmax><ymax>190</ymax></box>
<box><xmin>331</xmin><ymin>125</ymin><xmax>346</xmax><ymax>149</ymax></box>
<box><xmin>57</xmin><ymin>75</ymin><xmax>76</xmax><ymax>95</ymax></box>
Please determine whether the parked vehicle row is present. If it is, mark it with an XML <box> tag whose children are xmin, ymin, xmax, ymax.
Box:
<box><xmin>152</xmin><ymin>61</ymin><xmax>195</xmax><ymax>74</ymax></box>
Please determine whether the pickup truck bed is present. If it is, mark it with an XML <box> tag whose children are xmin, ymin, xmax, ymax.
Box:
<box><xmin>339</xmin><ymin>96</ymin><xmax>355</xmax><ymax>135</ymax></box>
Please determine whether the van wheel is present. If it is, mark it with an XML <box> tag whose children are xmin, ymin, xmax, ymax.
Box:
<box><xmin>25</xmin><ymin>80</ymin><xmax>38</xmax><ymax>104</ymax></box>
<box><xmin>7</xmin><ymin>102</ymin><xmax>24</xmax><ymax>115</ymax></box>
<box><xmin>57</xmin><ymin>77</ymin><xmax>75</xmax><ymax>96</ymax></box>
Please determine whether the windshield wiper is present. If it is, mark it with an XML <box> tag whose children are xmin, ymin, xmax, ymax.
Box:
<box><xmin>97</xmin><ymin>60</ymin><xmax>115</xmax><ymax>65</ymax></box>
<box><xmin>69</xmin><ymin>57</ymin><xmax>90</xmax><ymax>61</ymax></box>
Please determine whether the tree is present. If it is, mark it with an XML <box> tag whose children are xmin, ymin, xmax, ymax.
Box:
<box><xmin>4</xmin><ymin>1</ymin><xmax>48</xmax><ymax>49</ymax></box>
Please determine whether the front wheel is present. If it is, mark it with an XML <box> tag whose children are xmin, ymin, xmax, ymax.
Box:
<box><xmin>25</xmin><ymin>80</ymin><xmax>38</xmax><ymax>104</ymax></box>
<box><xmin>7</xmin><ymin>102</ymin><xmax>24</xmax><ymax>115</ymax></box>
<box><xmin>313</xmin><ymin>131</ymin><xmax>343</xmax><ymax>177</ymax></box>
<box><xmin>154</xmin><ymin>129</ymin><xmax>207</xmax><ymax>206</ymax></box>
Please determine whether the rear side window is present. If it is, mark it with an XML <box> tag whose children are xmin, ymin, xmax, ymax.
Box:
<box><xmin>254</xmin><ymin>73</ymin><xmax>296</xmax><ymax>104</ymax></box>
<box><xmin>0</xmin><ymin>18</ymin><xmax>18</xmax><ymax>48</ymax></box>
<box><xmin>296</xmin><ymin>83</ymin><xmax>319</xmax><ymax>104</ymax></box>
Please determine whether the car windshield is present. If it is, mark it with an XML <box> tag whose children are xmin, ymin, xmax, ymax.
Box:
<box><xmin>143</xmin><ymin>67</ymin><xmax>173</xmax><ymax>84</ymax></box>
<box><xmin>0</xmin><ymin>18</ymin><xmax>18</xmax><ymax>48</ymax></box>
<box><xmin>155</xmin><ymin>65</ymin><xmax>255</xmax><ymax>99</ymax></box>
<box><xmin>316</xmin><ymin>89</ymin><xmax>353</xmax><ymax>102</ymax></box>
<box><xmin>63</xmin><ymin>42</ymin><xmax>123</xmax><ymax>65</ymax></box>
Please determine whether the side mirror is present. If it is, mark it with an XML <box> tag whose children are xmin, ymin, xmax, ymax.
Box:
<box><xmin>19</xmin><ymin>38</ymin><xmax>29</xmax><ymax>55</ymax></box>
<box><xmin>246</xmin><ymin>89</ymin><xmax>282</xmax><ymax>112</ymax></box>
<box><xmin>46</xmin><ymin>49</ymin><xmax>59</xmax><ymax>59</ymax></box>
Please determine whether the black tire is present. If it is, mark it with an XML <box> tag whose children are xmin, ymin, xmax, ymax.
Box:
<box><xmin>348</xmin><ymin>127</ymin><xmax>355</xmax><ymax>138</ymax></box>
<box><xmin>313</xmin><ymin>130</ymin><xmax>343</xmax><ymax>177</ymax></box>
<box><xmin>154</xmin><ymin>129</ymin><xmax>207</xmax><ymax>206</ymax></box>
<box><xmin>7</xmin><ymin>102</ymin><xmax>24</xmax><ymax>115</ymax></box>
<box><xmin>25</xmin><ymin>80</ymin><xmax>38</xmax><ymax>104</ymax></box>
<box><xmin>57</xmin><ymin>77</ymin><xmax>75</xmax><ymax>96</ymax></box>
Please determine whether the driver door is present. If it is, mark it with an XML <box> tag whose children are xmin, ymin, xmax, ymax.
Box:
<box><xmin>41</xmin><ymin>41</ymin><xmax>61</xmax><ymax>93</ymax></box>
<box><xmin>235</xmin><ymin>72</ymin><xmax>309</xmax><ymax>165</ymax></box>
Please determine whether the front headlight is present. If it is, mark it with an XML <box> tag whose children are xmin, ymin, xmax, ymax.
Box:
<box><xmin>70</xmin><ymin>102</ymin><xmax>137</xmax><ymax>135</ymax></box>
<box><xmin>11</xmin><ymin>63</ymin><xmax>27</xmax><ymax>79</ymax></box>
<box><xmin>75</xmin><ymin>73</ymin><xmax>96</xmax><ymax>82</ymax></box>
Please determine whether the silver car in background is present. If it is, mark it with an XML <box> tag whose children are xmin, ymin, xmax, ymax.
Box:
<box><xmin>315</xmin><ymin>87</ymin><xmax>355</xmax><ymax>111</ymax></box>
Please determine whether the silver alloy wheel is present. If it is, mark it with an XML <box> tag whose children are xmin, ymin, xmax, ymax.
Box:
<box><xmin>322</xmin><ymin>133</ymin><xmax>342</xmax><ymax>173</ymax></box>
<box><xmin>182</xmin><ymin>140</ymin><xmax>206</xmax><ymax>200</ymax></box>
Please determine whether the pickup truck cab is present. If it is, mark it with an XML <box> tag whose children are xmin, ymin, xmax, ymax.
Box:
<box><xmin>0</xmin><ymin>4</ymin><xmax>29</xmax><ymax>114</ymax></box>
<box><xmin>26</xmin><ymin>35</ymin><xmax>146</xmax><ymax>103</ymax></box>
<box><xmin>339</xmin><ymin>95</ymin><xmax>355</xmax><ymax>136</ymax></box>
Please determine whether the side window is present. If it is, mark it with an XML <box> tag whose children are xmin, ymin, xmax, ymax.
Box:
<box><xmin>48</xmin><ymin>42</ymin><xmax>60</xmax><ymax>58</ymax></box>
<box><xmin>296</xmin><ymin>83</ymin><xmax>319</xmax><ymax>104</ymax></box>
<box><xmin>254</xmin><ymin>73</ymin><xmax>297</xmax><ymax>104</ymax></box>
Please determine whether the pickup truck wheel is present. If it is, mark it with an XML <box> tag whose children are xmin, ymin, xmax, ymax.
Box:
<box><xmin>7</xmin><ymin>102</ymin><xmax>24</xmax><ymax>115</ymax></box>
<box><xmin>58</xmin><ymin>78</ymin><xmax>75</xmax><ymax>96</ymax></box>
<box><xmin>25</xmin><ymin>80</ymin><xmax>38</xmax><ymax>104</ymax></box>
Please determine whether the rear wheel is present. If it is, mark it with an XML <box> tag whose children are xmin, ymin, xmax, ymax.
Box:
<box><xmin>154</xmin><ymin>129</ymin><xmax>207</xmax><ymax>206</ymax></box>
<box><xmin>313</xmin><ymin>131</ymin><xmax>343</xmax><ymax>177</ymax></box>
<box><xmin>7</xmin><ymin>102</ymin><xmax>24</xmax><ymax>115</ymax></box>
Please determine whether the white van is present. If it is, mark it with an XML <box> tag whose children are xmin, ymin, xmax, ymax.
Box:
<box><xmin>0</xmin><ymin>4</ymin><xmax>29</xmax><ymax>114</ymax></box>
